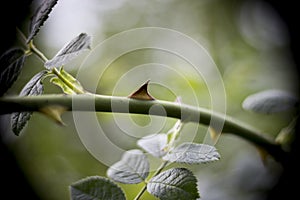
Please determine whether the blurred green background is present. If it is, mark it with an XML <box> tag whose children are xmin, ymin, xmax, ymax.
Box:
<box><xmin>1</xmin><ymin>0</ymin><xmax>299</xmax><ymax>199</ymax></box>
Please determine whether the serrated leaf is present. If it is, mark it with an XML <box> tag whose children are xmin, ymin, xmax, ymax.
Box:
<box><xmin>50</xmin><ymin>67</ymin><xmax>84</xmax><ymax>94</ymax></box>
<box><xmin>107</xmin><ymin>149</ymin><xmax>149</xmax><ymax>184</ymax></box>
<box><xmin>45</xmin><ymin>33</ymin><xmax>91</xmax><ymax>69</ymax></box>
<box><xmin>27</xmin><ymin>0</ymin><xmax>58</xmax><ymax>43</ymax></box>
<box><xmin>242</xmin><ymin>89</ymin><xmax>299</xmax><ymax>114</ymax></box>
<box><xmin>0</xmin><ymin>48</ymin><xmax>25</xmax><ymax>96</ymax></box>
<box><xmin>128</xmin><ymin>80</ymin><xmax>155</xmax><ymax>100</ymax></box>
<box><xmin>70</xmin><ymin>176</ymin><xmax>126</xmax><ymax>200</ymax></box>
<box><xmin>11</xmin><ymin>71</ymin><xmax>46</xmax><ymax>135</ymax></box>
<box><xmin>147</xmin><ymin>168</ymin><xmax>200</xmax><ymax>200</ymax></box>
<box><xmin>163</xmin><ymin>143</ymin><xmax>220</xmax><ymax>164</ymax></box>
<box><xmin>137</xmin><ymin>133</ymin><xmax>168</xmax><ymax>157</ymax></box>
<box><xmin>11</xmin><ymin>112</ymin><xmax>31</xmax><ymax>136</ymax></box>
<box><xmin>20</xmin><ymin>71</ymin><xmax>47</xmax><ymax>96</ymax></box>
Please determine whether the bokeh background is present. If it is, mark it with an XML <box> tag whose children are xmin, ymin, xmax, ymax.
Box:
<box><xmin>1</xmin><ymin>0</ymin><xmax>299</xmax><ymax>200</ymax></box>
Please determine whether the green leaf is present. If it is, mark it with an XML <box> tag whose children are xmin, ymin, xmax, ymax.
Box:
<box><xmin>50</xmin><ymin>77</ymin><xmax>76</xmax><ymax>94</ymax></box>
<box><xmin>45</xmin><ymin>33</ymin><xmax>91</xmax><ymax>69</ymax></box>
<box><xmin>27</xmin><ymin>0</ymin><xmax>58</xmax><ymax>43</ymax></box>
<box><xmin>11</xmin><ymin>112</ymin><xmax>31</xmax><ymax>136</ymax></box>
<box><xmin>242</xmin><ymin>89</ymin><xmax>299</xmax><ymax>114</ymax></box>
<box><xmin>163</xmin><ymin>143</ymin><xmax>220</xmax><ymax>164</ymax></box>
<box><xmin>70</xmin><ymin>176</ymin><xmax>126</xmax><ymax>200</ymax></box>
<box><xmin>50</xmin><ymin>67</ymin><xmax>84</xmax><ymax>94</ymax></box>
<box><xmin>147</xmin><ymin>168</ymin><xmax>200</xmax><ymax>200</ymax></box>
<box><xmin>20</xmin><ymin>71</ymin><xmax>47</xmax><ymax>96</ymax></box>
<box><xmin>107</xmin><ymin>149</ymin><xmax>149</xmax><ymax>184</ymax></box>
<box><xmin>11</xmin><ymin>71</ymin><xmax>46</xmax><ymax>135</ymax></box>
<box><xmin>0</xmin><ymin>48</ymin><xmax>25</xmax><ymax>96</ymax></box>
<box><xmin>137</xmin><ymin>133</ymin><xmax>168</xmax><ymax>157</ymax></box>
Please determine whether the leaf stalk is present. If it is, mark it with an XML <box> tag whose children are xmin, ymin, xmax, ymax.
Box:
<box><xmin>134</xmin><ymin>161</ymin><xmax>169</xmax><ymax>200</ymax></box>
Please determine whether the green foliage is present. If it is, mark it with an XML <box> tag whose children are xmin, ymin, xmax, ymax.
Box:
<box><xmin>50</xmin><ymin>67</ymin><xmax>85</xmax><ymax>94</ymax></box>
<box><xmin>19</xmin><ymin>71</ymin><xmax>47</xmax><ymax>96</ymax></box>
<box><xmin>0</xmin><ymin>48</ymin><xmax>25</xmax><ymax>96</ymax></box>
<box><xmin>27</xmin><ymin>0</ymin><xmax>58</xmax><ymax>43</ymax></box>
<box><xmin>7</xmin><ymin>42</ymin><xmax>89</xmax><ymax>133</ymax></box>
<box><xmin>1</xmin><ymin>0</ymin><xmax>298</xmax><ymax>199</ymax></box>
<box><xmin>11</xmin><ymin>71</ymin><xmax>46</xmax><ymax>135</ymax></box>
<box><xmin>11</xmin><ymin>108</ymin><xmax>32</xmax><ymax>136</ymax></box>
<box><xmin>163</xmin><ymin>143</ymin><xmax>220</xmax><ymax>164</ymax></box>
<box><xmin>75</xmin><ymin>119</ymin><xmax>219</xmax><ymax>199</ymax></box>
<box><xmin>147</xmin><ymin>168</ymin><xmax>199</xmax><ymax>200</ymax></box>
<box><xmin>70</xmin><ymin>176</ymin><xmax>126</xmax><ymax>200</ymax></box>
<box><xmin>107</xmin><ymin>149</ymin><xmax>150</xmax><ymax>184</ymax></box>
<box><xmin>45</xmin><ymin>33</ymin><xmax>91</xmax><ymax>69</ymax></box>
<box><xmin>0</xmin><ymin>0</ymin><xmax>90</xmax><ymax>134</ymax></box>
<box><xmin>136</xmin><ymin>110</ymin><xmax>184</xmax><ymax>161</ymax></box>
<box><xmin>242</xmin><ymin>89</ymin><xmax>299</xmax><ymax>114</ymax></box>
<box><xmin>137</xmin><ymin>133</ymin><xmax>168</xmax><ymax>157</ymax></box>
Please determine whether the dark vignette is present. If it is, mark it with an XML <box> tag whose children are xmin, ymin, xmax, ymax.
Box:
<box><xmin>0</xmin><ymin>0</ymin><xmax>298</xmax><ymax>199</ymax></box>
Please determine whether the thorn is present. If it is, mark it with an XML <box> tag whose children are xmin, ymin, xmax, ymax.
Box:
<box><xmin>39</xmin><ymin>105</ymin><xmax>67</xmax><ymax>126</ymax></box>
<box><xmin>128</xmin><ymin>80</ymin><xmax>155</xmax><ymax>100</ymax></box>
<box><xmin>255</xmin><ymin>145</ymin><xmax>269</xmax><ymax>166</ymax></box>
<box><xmin>208</xmin><ymin>126</ymin><xmax>221</xmax><ymax>145</ymax></box>
<box><xmin>175</xmin><ymin>96</ymin><xmax>182</xmax><ymax>104</ymax></box>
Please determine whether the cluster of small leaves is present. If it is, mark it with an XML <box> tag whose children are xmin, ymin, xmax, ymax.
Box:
<box><xmin>0</xmin><ymin>0</ymin><xmax>91</xmax><ymax>135</ymax></box>
<box><xmin>70</xmin><ymin>119</ymin><xmax>221</xmax><ymax>200</ymax></box>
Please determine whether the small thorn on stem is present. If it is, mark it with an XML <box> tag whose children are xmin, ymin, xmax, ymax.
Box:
<box><xmin>128</xmin><ymin>80</ymin><xmax>155</xmax><ymax>100</ymax></box>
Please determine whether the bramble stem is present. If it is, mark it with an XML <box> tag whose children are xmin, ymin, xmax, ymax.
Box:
<box><xmin>4</xmin><ymin>29</ymin><xmax>288</xmax><ymax>163</ymax></box>
<box><xmin>0</xmin><ymin>94</ymin><xmax>286</xmax><ymax>161</ymax></box>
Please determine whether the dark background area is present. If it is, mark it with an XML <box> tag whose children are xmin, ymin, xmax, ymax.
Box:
<box><xmin>1</xmin><ymin>1</ymin><xmax>40</xmax><ymax>199</ymax></box>
<box><xmin>263</xmin><ymin>2</ymin><xmax>299</xmax><ymax>199</ymax></box>
<box><xmin>1</xmin><ymin>0</ymin><xmax>299</xmax><ymax>199</ymax></box>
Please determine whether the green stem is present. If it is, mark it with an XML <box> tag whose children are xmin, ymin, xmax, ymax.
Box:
<box><xmin>0</xmin><ymin>94</ymin><xmax>286</xmax><ymax>161</ymax></box>
<box><xmin>133</xmin><ymin>185</ymin><xmax>147</xmax><ymax>200</ymax></box>
<box><xmin>29</xmin><ymin>41</ymin><xmax>49</xmax><ymax>62</ymax></box>
<box><xmin>134</xmin><ymin>161</ymin><xmax>169</xmax><ymax>200</ymax></box>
